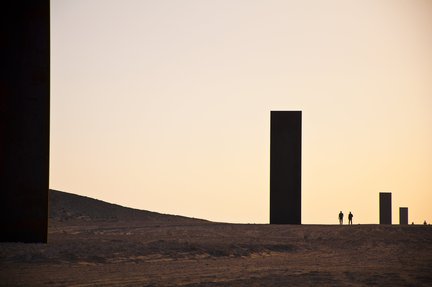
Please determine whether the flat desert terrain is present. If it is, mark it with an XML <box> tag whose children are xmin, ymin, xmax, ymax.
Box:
<box><xmin>1</xmin><ymin>190</ymin><xmax>431</xmax><ymax>286</ymax></box>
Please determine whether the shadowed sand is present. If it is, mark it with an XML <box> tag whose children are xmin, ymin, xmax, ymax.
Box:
<box><xmin>1</xmin><ymin>190</ymin><xmax>431</xmax><ymax>286</ymax></box>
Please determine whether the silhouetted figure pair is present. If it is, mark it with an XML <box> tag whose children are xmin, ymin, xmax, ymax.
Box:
<box><xmin>339</xmin><ymin>211</ymin><xmax>354</xmax><ymax>225</ymax></box>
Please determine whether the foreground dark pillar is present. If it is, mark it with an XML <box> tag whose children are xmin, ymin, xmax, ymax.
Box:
<box><xmin>270</xmin><ymin>111</ymin><xmax>302</xmax><ymax>224</ymax></box>
<box><xmin>379</xmin><ymin>192</ymin><xmax>392</xmax><ymax>225</ymax></box>
<box><xmin>399</xmin><ymin>207</ymin><xmax>408</xmax><ymax>225</ymax></box>
<box><xmin>0</xmin><ymin>2</ymin><xmax>50</xmax><ymax>242</ymax></box>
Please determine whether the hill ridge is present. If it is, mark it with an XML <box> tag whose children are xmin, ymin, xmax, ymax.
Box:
<box><xmin>49</xmin><ymin>189</ymin><xmax>209</xmax><ymax>225</ymax></box>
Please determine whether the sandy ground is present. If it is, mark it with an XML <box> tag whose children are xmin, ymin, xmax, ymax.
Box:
<box><xmin>1</xmin><ymin>220</ymin><xmax>432</xmax><ymax>286</ymax></box>
<box><xmin>1</xmin><ymin>191</ymin><xmax>431</xmax><ymax>286</ymax></box>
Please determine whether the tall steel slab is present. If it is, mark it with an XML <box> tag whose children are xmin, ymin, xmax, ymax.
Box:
<box><xmin>379</xmin><ymin>192</ymin><xmax>392</xmax><ymax>225</ymax></box>
<box><xmin>0</xmin><ymin>1</ymin><xmax>50</xmax><ymax>242</ymax></box>
<box><xmin>399</xmin><ymin>207</ymin><xmax>408</xmax><ymax>225</ymax></box>
<box><xmin>270</xmin><ymin>111</ymin><xmax>302</xmax><ymax>224</ymax></box>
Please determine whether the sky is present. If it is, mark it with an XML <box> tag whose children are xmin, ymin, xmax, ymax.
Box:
<box><xmin>50</xmin><ymin>0</ymin><xmax>432</xmax><ymax>224</ymax></box>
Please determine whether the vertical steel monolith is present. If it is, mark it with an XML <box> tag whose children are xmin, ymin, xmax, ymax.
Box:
<box><xmin>379</xmin><ymin>192</ymin><xmax>392</xmax><ymax>225</ymax></box>
<box><xmin>399</xmin><ymin>207</ymin><xmax>408</xmax><ymax>225</ymax></box>
<box><xmin>0</xmin><ymin>1</ymin><xmax>50</xmax><ymax>242</ymax></box>
<box><xmin>270</xmin><ymin>111</ymin><xmax>302</xmax><ymax>224</ymax></box>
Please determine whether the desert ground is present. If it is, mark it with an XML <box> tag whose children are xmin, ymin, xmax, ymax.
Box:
<box><xmin>1</xmin><ymin>190</ymin><xmax>431</xmax><ymax>286</ymax></box>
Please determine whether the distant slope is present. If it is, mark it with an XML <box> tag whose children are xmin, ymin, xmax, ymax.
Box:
<box><xmin>49</xmin><ymin>189</ymin><xmax>209</xmax><ymax>225</ymax></box>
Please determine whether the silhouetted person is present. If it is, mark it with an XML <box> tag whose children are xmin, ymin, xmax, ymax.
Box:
<box><xmin>348</xmin><ymin>212</ymin><xmax>353</xmax><ymax>225</ymax></box>
<box><xmin>424</xmin><ymin>220</ymin><xmax>428</xmax><ymax>225</ymax></box>
<box><xmin>338</xmin><ymin>211</ymin><xmax>344</xmax><ymax>225</ymax></box>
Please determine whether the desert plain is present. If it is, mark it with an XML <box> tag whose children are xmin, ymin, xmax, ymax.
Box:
<box><xmin>1</xmin><ymin>190</ymin><xmax>431</xmax><ymax>286</ymax></box>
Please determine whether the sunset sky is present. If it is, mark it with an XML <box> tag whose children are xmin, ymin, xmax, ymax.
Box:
<box><xmin>50</xmin><ymin>0</ymin><xmax>432</xmax><ymax>224</ymax></box>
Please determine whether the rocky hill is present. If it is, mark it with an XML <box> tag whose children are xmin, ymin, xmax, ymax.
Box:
<box><xmin>49</xmin><ymin>189</ymin><xmax>208</xmax><ymax>225</ymax></box>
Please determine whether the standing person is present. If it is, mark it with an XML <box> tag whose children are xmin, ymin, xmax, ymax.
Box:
<box><xmin>338</xmin><ymin>211</ymin><xmax>344</xmax><ymax>225</ymax></box>
<box><xmin>348</xmin><ymin>212</ymin><xmax>353</xmax><ymax>225</ymax></box>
